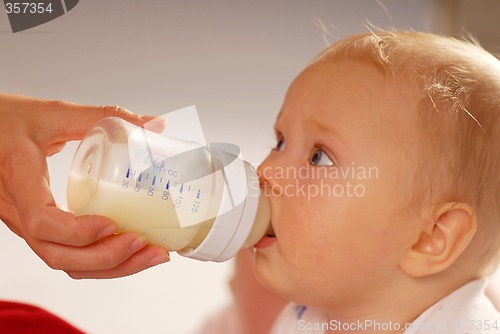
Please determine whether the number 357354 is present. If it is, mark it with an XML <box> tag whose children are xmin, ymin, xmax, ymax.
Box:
<box><xmin>5</xmin><ymin>2</ymin><xmax>53</xmax><ymax>14</ymax></box>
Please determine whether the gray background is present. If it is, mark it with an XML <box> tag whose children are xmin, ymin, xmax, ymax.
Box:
<box><xmin>0</xmin><ymin>1</ymin><xmax>497</xmax><ymax>333</ymax></box>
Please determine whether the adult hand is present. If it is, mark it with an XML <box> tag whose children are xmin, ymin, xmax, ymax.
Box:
<box><xmin>0</xmin><ymin>93</ymin><xmax>170</xmax><ymax>279</ymax></box>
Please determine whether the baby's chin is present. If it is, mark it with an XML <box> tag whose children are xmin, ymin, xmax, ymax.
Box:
<box><xmin>253</xmin><ymin>255</ymin><xmax>300</xmax><ymax>301</ymax></box>
<box><xmin>253</xmin><ymin>254</ymin><xmax>282</xmax><ymax>290</ymax></box>
<box><xmin>256</xmin><ymin>276</ymin><xmax>291</xmax><ymax>303</ymax></box>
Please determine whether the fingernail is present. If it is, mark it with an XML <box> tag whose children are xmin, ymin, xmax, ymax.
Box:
<box><xmin>98</xmin><ymin>223</ymin><xmax>119</xmax><ymax>239</ymax></box>
<box><xmin>129</xmin><ymin>235</ymin><xmax>148</xmax><ymax>254</ymax></box>
<box><xmin>139</xmin><ymin>115</ymin><xmax>158</xmax><ymax>121</ymax></box>
<box><xmin>142</xmin><ymin>117</ymin><xmax>167</xmax><ymax>134</ymax></box>
<box><xmin>149</xmin><ymin>251</ymin><xmax>170</xmax><ymax>266</ymax></box>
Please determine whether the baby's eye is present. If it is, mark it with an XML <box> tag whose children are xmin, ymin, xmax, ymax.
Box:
<box><xmin>274</xmin><ymin>137</ymin><xmax>285</xmax><ymax>151</ymax></box>
<box><xmin>310</xmin><ymin>148</ymin><xmax>333</xmax><ymax>166</ymax></box>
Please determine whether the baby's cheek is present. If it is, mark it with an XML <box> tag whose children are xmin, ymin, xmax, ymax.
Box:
<box><xmin>279</xmin><ymin>212</ymin><xmax>333</xmax><ymax>265</ymax></box>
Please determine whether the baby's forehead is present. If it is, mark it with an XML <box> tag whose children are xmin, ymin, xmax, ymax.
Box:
<box><xmin>276</xmin><ymin>60</ymin><xmax>423</xmax><ymax>162</ymax></box>
<box><xmin>290</xmin><ymin>60</ymin><xmax>421</xmax><ymax>128</ymax></box>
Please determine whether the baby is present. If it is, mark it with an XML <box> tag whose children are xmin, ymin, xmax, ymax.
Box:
<box><xmin>248</xmin><ymin>30</ymin><xmax>500</xmax><ymax>333</ymax></box>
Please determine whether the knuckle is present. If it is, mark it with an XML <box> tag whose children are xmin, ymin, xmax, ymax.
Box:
<box><xmin>45</xmin><ymin>99</ymin><xmax>78</xmax><ymax>120</ymax></box>
<box><xmin>100</xmin><ymin>105</ymin><xmax>133</xmax><ymax>119</ymax></box>
<box><xmin>65</xmin><ymin>271</ymin><xmax>84</xmax><ymax>280</ymax></box>
<box><xmin>45</xmin><ymin>99</ymin><xmax>68</xmax><ymax>110</ymax></box>
<box><xmin>102</xmin><ymin>252</ymin><xmax>119</xmax><ymax>270</ymax></box>
<box><xmin>40</xmin><ymin>249</ymin><xmax>64</xmax><ymax>270</ymax></box>
<box><xmin>68</xmin><ymin>228</ymin><xmax>91</xmax><ymax>248</ymax></box>
<box><xmin>23</xmin><ymin>214</ymin><xmax>42</xmax><ymax>238</ymax></box>
<box><xmin>94</xmin><ymin>242</ymin><xmax>120</xmax><ymax>270</ymax></box>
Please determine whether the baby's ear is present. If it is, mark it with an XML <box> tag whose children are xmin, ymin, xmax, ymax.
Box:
<box><xmin>399</xmin><ymin>202</ymin><xmax>477</xmax><ymax>277</ymax></box>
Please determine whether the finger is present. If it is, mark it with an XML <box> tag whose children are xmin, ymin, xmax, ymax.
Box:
<box><xmin>44</xmin><ymin>101</ymin><xmax>157</xmax><ymax>142</ymax></box>
<box><xmin>1</xmin><ymin>93</ymin><xmax>153</xmax><ymax>132</ymax></box>
<box><xmin>28</xmin><ymin>232</ymin><xmax>149</xmax><ymax>272</ymax></box>
<box><xmin>25</xmin><ymin>208</ymin><xmax>120</xmax><ymax>247</ymax></box>
<box><xmin>53</xmin><ymin>102</ymin><xmax>154</xmax><ymax>141</ymax></box>
<box><xmin>65</xmin><ymin>245</ymin><xmax>170</xmax><ymax>279</ymax></box>
<box><xmin>7</xmin><ymin>144</ymin><xmax>118</xmax><ymax>246</ymax></box>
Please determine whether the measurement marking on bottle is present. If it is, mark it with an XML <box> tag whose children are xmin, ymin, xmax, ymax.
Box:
<box><xmin>166</xmin><ymin>180</ymin><xmax>170</xmax><ymax>190</ymax></box>
<box><xmin>152</xmin><ymin>176</ymin><xmax>156</xmax><ymax>186</ymax></box>
<box><xmin>126</xmin><ymin>168</ymin><xmax>130</xmax><ymax>178</ymax></box>
<box><xmin>180</xmin><ymin>184</ymin><xmax>184</xmax><ymax>194</ymax></box>
<box><xmin>196</xmin><ymin>189</ymin><xmax>201</xmax><ymax>199</ymax></box>
<box><xmin>174</xmin><ymin>196</ymin><xmax>183</xmax><ymax>208</ymax></box>
<box><xmin>138</xmin><ymin>173</ymin><xmax>142</xmax><ymax>182</ymax></box>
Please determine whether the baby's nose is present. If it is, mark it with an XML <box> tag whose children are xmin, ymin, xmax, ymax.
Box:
<box><xmin>257</xmin><ymin>161</ymin><xmax>287</xmax><ymax>198</ymax></box>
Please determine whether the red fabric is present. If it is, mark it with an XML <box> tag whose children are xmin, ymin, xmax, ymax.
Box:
<box><xmin>0</xmin><ymin>301</ymin><xmax>83</xmax><ymax>334</ymax></box>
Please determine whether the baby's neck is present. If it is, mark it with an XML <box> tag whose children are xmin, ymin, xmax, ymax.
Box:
<box><xmin>324</xmin><ymin>274</ymin><xmax>473</xmax><ymax>334</ymax></box>
<box><xmin>324</xmin><ymin>298</ymin><xmax>420</xmax><ymax>334</ymax></box>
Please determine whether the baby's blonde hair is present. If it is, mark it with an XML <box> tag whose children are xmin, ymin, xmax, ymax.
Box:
<box><xmin>315</xmin><ymin>30</ymin><xmax>500</xmax><ymax>274</ymax></box>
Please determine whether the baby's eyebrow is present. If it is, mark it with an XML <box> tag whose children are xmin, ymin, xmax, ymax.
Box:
<box><xmin>272</xmin><ymin>109</ymin><xmax>284</xmax><ymax>136</ymax></box>
<box><xmin>311</xmin><ymin>118</ymin><xmax>330</xmax><ymax>133</ymax></box>
<box><xmin>309</xmin><ymin>117</ymin><xmax>346</xmax><ymax>145</ymax></box>
<box><xmin>310</xmin><ymin>117</ymin><xmax>335</xmax><ymax>135</ymax></box>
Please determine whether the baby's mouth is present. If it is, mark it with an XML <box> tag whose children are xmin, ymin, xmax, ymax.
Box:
<box><xmin>265</xmin><ymin>223</ymin><xmax>276</xmax><ymax>238</ymax></box>
<box><xmin>253</xmin><ymin>221</ymin><xmax>277</xmax><ymax>248</ymax></box>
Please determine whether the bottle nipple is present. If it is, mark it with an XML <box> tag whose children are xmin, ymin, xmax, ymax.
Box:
<box><xmin>242</xmin><ymin>192</ymin><xmax>271</xmax><ymax>248</ymax></box>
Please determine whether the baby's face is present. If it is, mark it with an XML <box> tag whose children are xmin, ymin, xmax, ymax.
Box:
<box><xmin>254</xmin><ymin>59</ymin><xmax>424</xmax><ymax>310</ymax></box>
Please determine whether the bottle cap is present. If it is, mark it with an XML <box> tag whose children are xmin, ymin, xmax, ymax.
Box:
<box><xmin>179</xmin><ymin>148</ymin><xmax>265</xmax><ymax>262</ymax></box>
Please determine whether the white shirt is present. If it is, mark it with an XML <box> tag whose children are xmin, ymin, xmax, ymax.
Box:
<box><xmin>271</xmin><ymin>279</ymin><xmax>500</xmax><ymax>333</ymax></box>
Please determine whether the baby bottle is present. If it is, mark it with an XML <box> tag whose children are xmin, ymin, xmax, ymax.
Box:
<box><xmin>67</xmin><ymin>116</ymin><xmax>271</xmax><ymax>262</ymax></box>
